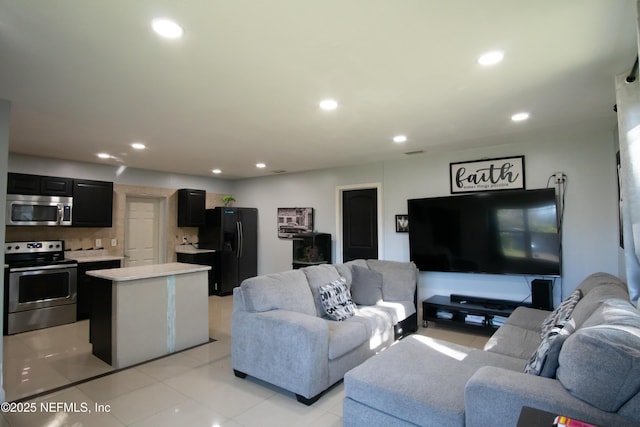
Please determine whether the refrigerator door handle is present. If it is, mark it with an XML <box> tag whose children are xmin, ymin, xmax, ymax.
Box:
<box><xmin>236</xmin><ymin>221</ymin><xmax>240</xmax><ymax>258</ymax></box>
<box><xmin>236</xmin><ymin>221</ymin><xmax>244</xmax><ymax>258</ymax></box>
<box><xmin>240</xmin><ymin>221</ymin><xmax>244</xmax><ymax>257</ymax></box>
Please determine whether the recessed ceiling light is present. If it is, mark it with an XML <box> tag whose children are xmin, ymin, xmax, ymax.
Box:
<box><xmin>97</xmin><ymin>153</ymin><xmax>110</xmax><ymax>159</ymax></box>
<box><xmin>256</xmin><ymin>163</ymin><xmax>266</xmax><ymax>169</ymax></box>
<box><xmin>212</xmin><ymin>169</ymin><xmax>222</xmax><ymax>174</ymax></box>
<box><xmin>319</xmin><ymin>99</ymin><xmax>338</xmax><ymax>111</ymax></box>
<box><xmin>393</xmin><ymin>135</ymin><xmax>408</xmax><ymax>143</ymax></box>
<box><xmin>152</xmin><ymin>18</ymin><xmax>183</xmax><ymax>39</ymax></box>
<box><xmin>511</xmin><ymin>112</ymin><xmax>530</xmax><ymax>122</ymax></box>
<box><xmin>478</xmin><ymin>51</ymin><xmax>504</xmax><ymax>66</ymax></box>
<box><xmin>130</xmin><ymin>142</ymin><xmax>146</xmax><ymax>150</ymax></box>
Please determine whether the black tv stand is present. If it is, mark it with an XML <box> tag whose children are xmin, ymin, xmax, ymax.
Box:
<box><xmin>449</xmin><ymin>294</ymin><xmax>524</xmax><ymax>311</ymax></box>
<box><xmin>423</xmin><ymin>295</ymin><xmax>531</xmax><ymax>332</ymax></box>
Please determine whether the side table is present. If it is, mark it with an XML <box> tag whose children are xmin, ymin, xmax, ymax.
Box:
<box><xmin>516</xmin><ymin>406</ymin><xmax>598</xmax><ymax>427</ymax></box>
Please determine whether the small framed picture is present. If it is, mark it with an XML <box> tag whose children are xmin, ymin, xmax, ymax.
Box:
<box><xmin>277</xmin><ymin>207</ymin><xmax>314</xmax><ymax>238</ymax></box>
<box><xmin>395</xmin><ymin>214</ymin><xmax>409</xmax><ymax>232</ymax></box>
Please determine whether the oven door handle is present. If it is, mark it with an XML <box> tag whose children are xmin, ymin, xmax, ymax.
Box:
<box><xmin>10</xmin><ymin>263</ymin><xmax>78</xmax><ymax>273</ymax></box>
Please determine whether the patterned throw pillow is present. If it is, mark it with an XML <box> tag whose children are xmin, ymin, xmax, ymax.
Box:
<box><xmin>540</xmin><ymin>289</ymin><xmax>582</xmax><ymax>338</ymax></box>
<box><xmin>525</xmin><ymin>318</ymin><xmax>576</xmax><ymax>377</ymax></box>
<box><xmin>319</xmin><ymin>277</ymin><xmax>357</xmax><ymax>321</ymax></box>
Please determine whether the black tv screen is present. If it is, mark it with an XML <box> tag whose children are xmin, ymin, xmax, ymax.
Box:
<box><xmin>408</xmin><ymin>189</ymin><xmax>561</xmax><ymax>276</ymax></box>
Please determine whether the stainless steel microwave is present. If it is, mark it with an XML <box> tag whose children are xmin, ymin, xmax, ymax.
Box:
<box><xmin>6</xmin><ymin>194</ymin><xmax>73</xmax><ymax>226</ymax></box>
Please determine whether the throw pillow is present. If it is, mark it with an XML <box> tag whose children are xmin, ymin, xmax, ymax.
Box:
<box><xmin>319</xmin><ymin>277</ymin><xmax>357</xmax><ymax>321</ymax></box>
<box><xmin>525</xmin><ymin>318</ymin><xmax>576</xmax><ymax>377</ymax></box>
<box><xmin>350</xmin><ymin>265</ymin><xmax>383</xmax><ymax>305</ymax></box>
<box><xmin>540</xmin><ymin>289</ymin><xmax>582</xmax><ymax>338</ymax></box>
<box><xmin>366</xmin><ymin>260</ymin><xmax>418</xmax><ymax>302</ymax></box>
<box><xmin>302</xmin><ymin>264</ymin><xmax>342</xmax><ymax>317</ymax></box>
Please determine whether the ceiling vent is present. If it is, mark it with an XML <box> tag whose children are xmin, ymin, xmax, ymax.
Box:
<box><xmin>404</xmin><ymin>150</ymin><xmax>424</xmax><ymax>155</ymax></box>
<box><xmin>271</xmin><ymin>170</ymin><xmax>287</xmax><ymax>174</ymax></box>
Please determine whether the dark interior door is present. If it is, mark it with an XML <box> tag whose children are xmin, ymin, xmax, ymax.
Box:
<box><xmin>343</xmin><ymin>188</ymin><xmax>378</xmax><ymax>261</ymax></box>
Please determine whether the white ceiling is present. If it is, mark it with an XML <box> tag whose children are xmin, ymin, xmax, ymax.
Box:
<box><xmin>0</xmin><ymin>1</ymin><xmax>637</xmax><ymax>179</ymax></box>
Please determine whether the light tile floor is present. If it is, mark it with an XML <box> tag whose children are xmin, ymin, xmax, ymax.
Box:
<box><xmin>1</xmin><ymin>296</ymin><xmax>488</xmax><ymax>426</ymax></box>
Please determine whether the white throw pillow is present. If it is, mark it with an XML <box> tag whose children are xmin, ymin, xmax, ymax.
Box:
<box><xmin>319</xmin><ymin>277</ymin><xmax>357</xmax><ymax>321</ymax></box>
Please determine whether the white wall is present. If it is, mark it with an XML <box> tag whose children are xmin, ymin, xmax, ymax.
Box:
<box><xmin>0</xmin><ymin>98</ymin><xmax>11</xmax><ymax>403</ymax></box>
<box><xmin>232</xmin><ymin>163</ymin><xmax>384</xmax><ymax>274</ymax></box>
<box><xmin>234</xmin><ymin>123</ymin><xmax>621</xmax><ymax>307</ymax></box>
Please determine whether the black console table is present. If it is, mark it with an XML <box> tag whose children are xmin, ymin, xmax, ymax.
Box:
<box><xmin>423</xmin><ymin>295</ymin><xmax>530</xmax><ymax>332</ymax></box>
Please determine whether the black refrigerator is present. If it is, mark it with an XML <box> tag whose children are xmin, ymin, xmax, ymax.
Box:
<box><xmin>198</xmin><ymin>207</ymin><xmax>258</xmax><ymax>295</ymax></box>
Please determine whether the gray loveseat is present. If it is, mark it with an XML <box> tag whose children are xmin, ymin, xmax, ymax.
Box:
<box><xmin>343</xmin><ymin>272</ymin><xmax>640</xmax><ymax>426</ymax></box>
<box><xmin>232</xmin><ymin>259</ymin><xmax>418</xmax><ymax>404</ymax></box>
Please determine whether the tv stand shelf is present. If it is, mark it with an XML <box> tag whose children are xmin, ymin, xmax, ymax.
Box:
<box><xmin>422</xmin><ymin>295</ymin><xmax>529</xmax><ymax>332</ymax></box>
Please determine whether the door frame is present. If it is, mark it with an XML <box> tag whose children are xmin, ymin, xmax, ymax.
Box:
<box><xmin>124</xmin><ymin>194</ymin><xmax>168</xmax><ymax>265</ymax></box>
<box><xmin>335</xmin><ymin>183</ymin><xmax>383</xmax><ymax>263</ymax></box>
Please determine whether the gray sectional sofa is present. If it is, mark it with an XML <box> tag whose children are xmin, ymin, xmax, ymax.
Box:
<box><xmin>231</xmin><ymin>259</ymin><xmax>418</xmax><ymax>404</ymax></box>
<box><xmin>343</xmin><ymin>272</ymin><xmax>640</xmax><ymax>426</ymax></box>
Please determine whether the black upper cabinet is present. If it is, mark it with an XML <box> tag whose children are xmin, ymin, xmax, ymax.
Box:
<box><xmin>178</xmin><ymin>189</ymin><xmax>206</xmax><ymax>227</ymax></box>
<box><xmin>41</xmin><ymin>176</ymin><xmax>73</xmax><ymax>196</ymax></box>
<box><xmin>7</xmin><ymin>173</ymin><xmax>72</xmax><ymax>196</ymax></box>
<box><xmin>7</xmin><ymin>173</ymin><xmax>38</xmax><ymax>194</ymax></box>
<box><xmin>7</xmin><ymin>173</ymin><xmax>112</xmax><ymax>227</ymax></box>
<box><xmin>72</xmin><ymin>179</ymin><xmax>113</xmax><ymax>227</ymax></box>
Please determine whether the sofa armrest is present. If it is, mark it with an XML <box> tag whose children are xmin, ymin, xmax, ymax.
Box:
<box><xmin>465</xmin><ymin>366</ymin><xmax>637</xmax><ymax>427</ymax></box>
<box><xmin>231</xmin><ymin>308</ymin><xmax>329</xmax><ymax>399</ymax></box>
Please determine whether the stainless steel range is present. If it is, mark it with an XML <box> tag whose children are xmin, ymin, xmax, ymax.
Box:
<box><xmin>4</xmin><ymin>240</ymin><xmax>77</xmax><ymax>335</ymax></box>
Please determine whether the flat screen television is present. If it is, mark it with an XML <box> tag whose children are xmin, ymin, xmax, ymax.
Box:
<box><xmin>407</xmin><ymin>188</ymin><xmax>561</xmax><ymax>276</ymax></box>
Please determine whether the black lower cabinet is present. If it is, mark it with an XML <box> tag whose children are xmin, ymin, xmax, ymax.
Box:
<box><xmin>77</xmin><ymin>260</ymin><xmax>122</xmax><ymax>321</ymax></box>
<box><xmin>90</xmin><ymin>277</ymin><xmax>113</xmax><ymax>364</ymax></box>
<box><xmin>177</xmin><ymin>252</ymin><xmax>216</xmax><ymax>296</ymax></box>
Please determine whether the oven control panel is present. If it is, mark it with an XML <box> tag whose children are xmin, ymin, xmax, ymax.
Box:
<box><xmin>5</xmin><ymin>240</ymin><xmax>64</xmax><ymax>254</ymax></box>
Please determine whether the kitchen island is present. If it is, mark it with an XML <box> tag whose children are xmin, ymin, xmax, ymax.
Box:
<box><xmin>87</xmin><ymin>262</ymin><xmax>210</xmax><ymax>369</ymax></box>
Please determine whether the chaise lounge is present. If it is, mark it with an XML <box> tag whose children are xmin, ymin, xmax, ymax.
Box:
<box><xmin>343</xmin><ymin>272</ymin><xmax>640</xmax><ymax>426</ymax></box>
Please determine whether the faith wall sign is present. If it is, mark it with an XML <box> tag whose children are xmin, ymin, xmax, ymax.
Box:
<box><xmin>449</xmin><ymin>155</ymin><xmax>525</xmax><ymax>194</ymax></box>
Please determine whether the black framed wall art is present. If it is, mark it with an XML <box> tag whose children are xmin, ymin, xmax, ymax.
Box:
<box><xmin>395</xmin><ymin>214</ymin><xmax>409</xmax><ymax>232</ymax></box>
<box><xmin>450</xmin><ymin>155</ymin><xmax>525</xmax><ymax>194</ymax></box>
<box><xmin>277</xmin><ymin>207</ymin><xmax>314</xmax><ymax>238</ymax></box>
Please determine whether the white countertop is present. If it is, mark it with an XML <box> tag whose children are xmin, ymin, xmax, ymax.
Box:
<box><xmin>65</xmin><ymin>255</ymin><xmax>125</xmax><ymax>263</ymax></box>
<box><xmin>86</xmin><ymin>262</ymin><xmax>211</xmax><ymax>282</ymax></box>
<box><xmin>175</xmin><ymin>245</ymin><xmax>216</xmax><ymax>254</ymax></box>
